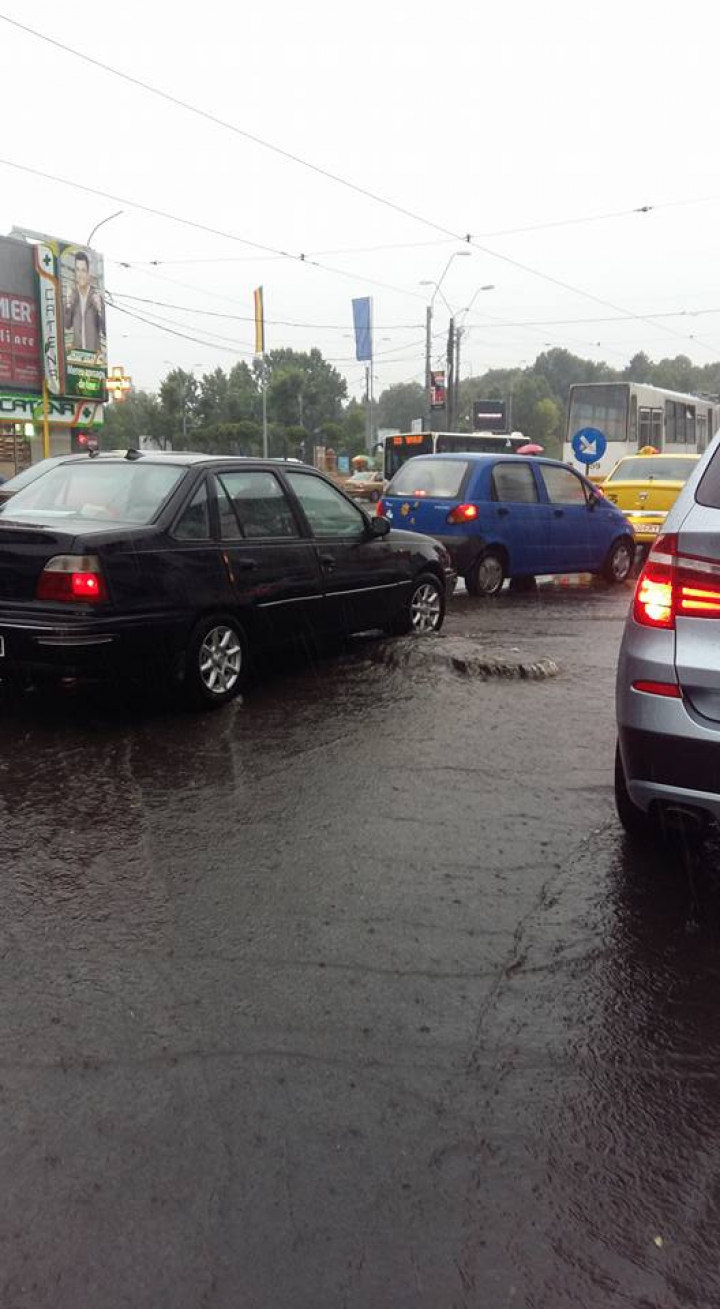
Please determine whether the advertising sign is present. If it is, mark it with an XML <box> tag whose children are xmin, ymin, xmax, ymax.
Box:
<box><xmin>0</xmin><ymin>292</ymin><xmax>41</xmax><ymax>389</ymax></box>
<box><xmin>473</xmin><ymin>398</ymin><xmax>507</xmax><ymax>432</ymax></box>
<box><xmin>0</xmin><ymin>392</ymin><xmax>104</xmax><ymax>429</ymax></box>
<box><xmin>0</xmin><ymin>236</ymin><xmax>42</xmax><ymax>390</ymax></box>
<box><xmin>430</xmin><ymin>369</ymin><xmax>446</xmax><ymax>409</ymax></box>
<box><xmin>352</xmin><ymin>297</ymin><xmax>373</xmax><ymax>362</ymax></box>
<box><xmin>34</xmin><ymin>241</ymin><xmax>107</xmax><ymax>400</ymax></box>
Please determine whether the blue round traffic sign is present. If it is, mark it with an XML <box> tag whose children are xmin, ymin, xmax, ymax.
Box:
<box><xmin>571</xmin><ymin>427</ymin><xmax>607</xmax><ymax>465</ymax></box>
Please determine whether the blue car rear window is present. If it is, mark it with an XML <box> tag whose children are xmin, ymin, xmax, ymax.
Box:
<box><xmin>388</xmin><ymin>458</ymin><xmax>468</xmax><ymax>499</ymax></box>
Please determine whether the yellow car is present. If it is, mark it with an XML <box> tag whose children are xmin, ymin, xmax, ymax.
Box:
<box><xmin>602</xmin><ymin>451</ymin><xmax>700</xmax><ymax>545</ymax></box>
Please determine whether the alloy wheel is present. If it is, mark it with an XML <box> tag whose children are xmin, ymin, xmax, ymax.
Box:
<box><xmin>199</xmin><ymin>625</ymin><xmax>243</xmax><ymax>695</ymax></box>
<box><xmin>411</xmin><ymin>583</ymin><xmax>442</xmax><ymax>633</ymax></box>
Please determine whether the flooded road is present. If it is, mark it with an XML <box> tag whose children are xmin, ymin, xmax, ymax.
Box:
<box><xmin>0</xmin><ymin>581</ymin><xmax>718</xmax><ymax>1308</ymax></box>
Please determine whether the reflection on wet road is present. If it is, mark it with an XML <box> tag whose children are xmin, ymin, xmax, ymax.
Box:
<box><xmin>0</xmin><ymin>581</ymin><xmax>719</xmax><ymax>1307</ymax></box>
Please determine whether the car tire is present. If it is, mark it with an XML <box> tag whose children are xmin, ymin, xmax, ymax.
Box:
<box><xmin>509</xmin><ymin>574</ymin><xmax>537</xmax><ymax>593</ymax></box>
<box><xmin>465</xmin><ymin>551</ymin><xmax>506</xmax><ymax>598</ymax></box>
<box><xmin>183</xmin><ymin>613</ymin><xmax>248</xmax><ymax>709</ymax></box>
<box><xmin>603</xmin><ymin>537</ymin><xmax>635</xmax><ymax>585</ymax></box>
<box><xmin>614</xmin><ymin>742</ymin><xmax>652</xmax><ymax>838</ymax></box>
<box><xmin>385</xmin><ymin>572</ymin><xmax>445</xmax><ymax>636</ymax></box>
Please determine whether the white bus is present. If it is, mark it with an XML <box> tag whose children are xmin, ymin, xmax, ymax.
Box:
<box><xmin>380</xmin><ymin>430</ymin><xmax>527</xmax><ymax>482</ymax></box>
<box><xmin>564</xmin><ymin>382</ymin><xmax>720</xmax><ymax>479</ymax></box>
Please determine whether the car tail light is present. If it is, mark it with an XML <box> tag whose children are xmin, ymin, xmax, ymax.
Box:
<box><xmin>36</xmin><ymin>555</ymin><xmax>108</xmax><ymax>603</ymax></box>
<box><xmin>376</xmin><ymin>500</ymin><xmax>386</xmax><ymax>517</ymax></box>
<box><xmin>447</xmin><ymin>503</ymin><xmax>479</xmax><ymax>524</ymax></box>
<box><xmin>634</xmin><ymin>533</ymin><xmax>720</xmax><ymax>629</ymax></box>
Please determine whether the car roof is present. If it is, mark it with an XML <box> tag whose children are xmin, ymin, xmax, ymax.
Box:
<box><xmin>392</xmin><ymin>453</ymin><xmax>582</xmax><ymax>470</ymax></box>
<box><xmin>31</xmin><ymin>452</ymin><xmax>318</xmax><ymax>470</ymax></box>
<box><xmin>614</xmin><ymin>452</ymin><xmax>700</xmax><ymax>461</ymax></box>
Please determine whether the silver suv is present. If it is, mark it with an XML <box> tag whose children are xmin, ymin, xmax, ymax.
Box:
<box><xmin>616</xmin><ymin>433</ymin><xmax>720</xmax><ymax>838</ymax></box>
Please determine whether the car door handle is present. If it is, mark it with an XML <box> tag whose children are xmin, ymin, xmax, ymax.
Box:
<box><xmin>319</xmin><ymin>553</ymin><xmax>336</xmax><ymax>571</ymax></box>
<box><xmin>497</xmin><ymin>508</ymin><xmax>510</xmax><ymax>518</ymax></box>
<box><xmin>553</xmin><ymin>509</ymin><xmax>564</xmax><ymax>518</ymax></box>
<box><xmin>235</xmin><ymin>557</ymin><xmax>258</xmax><ymax>571</ymax></box>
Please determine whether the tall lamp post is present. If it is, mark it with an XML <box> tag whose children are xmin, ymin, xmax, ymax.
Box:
<box><xmin>420</xmin><ymin>250</ymin><xmax>472</xmax><ymax>432</ymax></box>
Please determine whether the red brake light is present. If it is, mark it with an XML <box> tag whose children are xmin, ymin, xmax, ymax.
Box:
<box><xmin>36</xmin><ymin>556</ymin><xmax>107</xmax><ymax>603</ymax></box>
<box><xmin>376</xmin><ymin>499</ymin><xmax>385</xmax><ymax>517</ymax></box>
<box><xmin>447</xmin><ymin>503</ymin><xmax>479</xmax><ymax>524</ymax></box>
<box><xmin>633</xmin><ymin>534</ymin><xmax>677</xmax><ymax>628</ymax></box>
<box><xmin>633</xmin><ymin>532</ymin><xmax>720</xmax><ymax>629</ymax></box>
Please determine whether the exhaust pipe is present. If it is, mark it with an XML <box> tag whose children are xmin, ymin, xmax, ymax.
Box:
<box><xmin>659</xmin><ymin>803</ymin><xmax>707</xmax><ymax>834</ymax></box>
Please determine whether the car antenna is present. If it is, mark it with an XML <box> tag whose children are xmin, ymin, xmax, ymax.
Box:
<box><xmin>88</xmin><ymin>448</ymin><xmax>100</xmax><ymax>459</ymax></box>
<box><xmin>125</xmin><ymin>448</ymin><xmax>143</xmax><ymax>461</ymax></box>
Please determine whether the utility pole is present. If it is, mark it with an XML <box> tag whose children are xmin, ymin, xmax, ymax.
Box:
<box><xmin>454</xmin><ymin>326</ymin><xmax>463</xmax><ymax>427</ymax></box>
<box><xmin>424</xmin><ymin>304</ymin><xmax>432</xmax><ymax>431</ymax></box>
<box><xmin>446</xmin><ymin>318</ymin><xmax>455</xmax><ymax>430</ymax></box>
<box><xmin>365</xmin><ymin>365</ymin><xmax>371</xmax><ymax>453</ymax></box>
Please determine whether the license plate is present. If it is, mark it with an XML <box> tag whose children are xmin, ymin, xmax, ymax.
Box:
<box><xmin>642</xmin><ymin>524</ymin><xmax>661</xmax><ymax>534</ymax></box>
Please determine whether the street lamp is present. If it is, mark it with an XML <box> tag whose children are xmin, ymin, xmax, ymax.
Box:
<box><xmin>420</xmin><ymin>251</ymin><xmax>472</xmax><ymax>430</ymax></box>
<box><xmin>86</xmin><ymin>210</ymin><xmax>123</xmax><ymax>247</ymax></box>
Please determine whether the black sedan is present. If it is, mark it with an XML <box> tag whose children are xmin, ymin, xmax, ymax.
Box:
<box><xmin>0</xmin><ymin>453</ymin><xmax>454</xmax><ymax>706</ymax></box>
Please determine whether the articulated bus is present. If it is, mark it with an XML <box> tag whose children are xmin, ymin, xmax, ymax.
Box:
<box><xmin>381</xmin><ymin>431</ymin><xmax>527</xmax><ymax>482</ymax></box>
<box><xmin>564</xmin><ymin>382</ymin><xmax>720</xmax><ymax>480</ymax></box>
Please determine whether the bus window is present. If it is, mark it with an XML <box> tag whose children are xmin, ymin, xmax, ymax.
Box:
<box><xmin>686</xmin><ymin>405</ymin><xmax>696</xmax><ymax>446</ymax></box>
<box><xmin>567</xmin><ymin>383</ymin><xmax>628</xmax><ymax>442</ymax></box>
<box><xmin>698</xmin><ymin>414</ymin><xmax>707</xmax><ymax>452</ymax></box>
<box><xmin>652</xmin><ymin>409</ymin><xmax>663</xmax><ymax>448</ymax></box>
<box><xmin>629</xmin><ymin>394</ymin><xmax>638</xmax><ymax>445</ymax></box>
<box><xmin>666</xmin><ymin>401</ymin><xmax>676</xmax><ymax>444</ymax></box>
<box><xmin>639</xmin><ymin>408</ymin><xmax>651</xmax><ymax>447</ymax></box>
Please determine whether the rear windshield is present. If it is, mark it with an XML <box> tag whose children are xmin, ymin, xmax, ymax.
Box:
<box><xmin>696</xmin><ymin>448</ymin><xmax>720</xmax><ymax>509</ymax></box>
<box><xmin>387</xmin><ymin>458</ymin><xmax>469</xmax><ymax>499</ymax></box>
<box><xmin>1</xmin><ymin>461</ymin><xmax>187</xmax><ymax>525</ymax></box>
<box><xmin>607</xmin><ymin>456</ymin><xmax>697</xmax><ymax>482</ymax></box>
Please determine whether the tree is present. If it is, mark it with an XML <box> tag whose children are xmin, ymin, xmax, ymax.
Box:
<box><xmin>262</xmin><ymin>348</ymin><xmax>347</xmax><ymax>432</ymax></box>
<box><xmin>531</xmin><ymin>397</ymin><xmax>562</xmax><ymax>454</ymax></box>
<box><xmin>196</xmin><ymin>367</ymin><xmax>230</xmax><ymax>427</ymax></box>
<box><xmin>102</xmin><ymin>390</ymin><xmax>170</xmax><ymax>449</ymax></box>
<box><xmin>375</xmin><ymin>381</ymin><xmax>425</xmax><ymax>432</ymax></box>
<box><xmin>159</xmin><ymin>369</ymin><xmax>199</xmax><ymax>445</ymax></box>
<box><xmin>227</xmin><ymin>361</ymin><xmax>259</xmax><ymax>422</ymax></box>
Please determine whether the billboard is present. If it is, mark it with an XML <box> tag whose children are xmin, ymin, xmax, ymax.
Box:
<box><xmin>430</xmin><ymin>369</ymin><xmax>446</xmax><ymax>409</ymax></box>
<box><xmin>0</xmin><ymin>237</ymin><xmax>42</xmax><ymax>390</ymax></box>
<box><xmin>473</xmin><ymin>398</ymin><xmax>507</xmax><ymax>432</ymax></box>
<box><xmin>35</xmin><ymin>241</ymin><xmax>107</xmax><ymax>401</ymax></box>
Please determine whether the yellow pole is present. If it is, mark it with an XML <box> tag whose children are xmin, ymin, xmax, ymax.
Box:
<box><xmin>42</xmin><ymin>381</ymin><xmax>50</xmax><ymax>459</ymax></box>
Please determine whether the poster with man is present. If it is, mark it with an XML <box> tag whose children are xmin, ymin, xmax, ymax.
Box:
<box><xmin>59</xmin><ymin>246</ymin><xmax>106</xmax><ymax>369</ymax></box>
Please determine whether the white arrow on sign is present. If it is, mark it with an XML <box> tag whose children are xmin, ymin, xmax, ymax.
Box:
<box><xmin>579</xmin><ymin>434</ymin><xmax>597</xmax><ymax>454</ymax></box>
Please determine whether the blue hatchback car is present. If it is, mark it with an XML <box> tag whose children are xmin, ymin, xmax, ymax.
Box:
<box><xmin>378</xmin><ymin>453</ymin><xmax>635</xmax><ymax>596</ymax></box>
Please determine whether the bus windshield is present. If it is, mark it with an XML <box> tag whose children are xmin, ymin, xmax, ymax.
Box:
<box><xmin>568</xmin><ymin>384</ymin><xmax>629</xmax><ymax>444</ymax></box>
<box><xmin>383</xmin><ymin>434</ymin><xmax>433</xmax><ymax>480</ymax></box>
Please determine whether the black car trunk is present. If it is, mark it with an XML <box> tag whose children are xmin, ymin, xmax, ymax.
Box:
<box><xmin>0</xmin><ymin>522</ymin><xmax>79</xmax><ymax>602</ymax></box>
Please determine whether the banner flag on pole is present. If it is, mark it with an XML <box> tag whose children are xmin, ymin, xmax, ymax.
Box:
<box><xmin>352</xmin><ymin>296</ymin><xmax>373</xmax><ymax>362</ymax></box>
<box><xmin>254</xmin><ymin>286</ymin><xmax>265</xmax><ymax>355</ymax></box>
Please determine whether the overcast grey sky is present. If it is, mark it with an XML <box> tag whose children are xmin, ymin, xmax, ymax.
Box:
<box><xmin>1</xmin><ymin>0</ymin><xmax>718</xmax><ymax>399</ymax></box>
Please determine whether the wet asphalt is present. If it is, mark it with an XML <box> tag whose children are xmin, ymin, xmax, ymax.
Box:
<box><xmin>1</xmin><ymin>580</ymin><xmax>719</xmax><ymax>1309</ymax></box>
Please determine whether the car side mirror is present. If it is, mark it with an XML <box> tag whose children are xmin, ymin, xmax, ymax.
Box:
<box><xmin>369</xmin><ymin>515</ymin><xmax>390</xmax><ymax>537</ymax></box>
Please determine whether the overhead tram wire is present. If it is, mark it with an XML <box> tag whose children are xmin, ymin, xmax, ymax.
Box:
<box><xmin>2</xmin><ymin>13</ymin><xmax>719</xmax><ymax>355</ymax></box>
<box><xmin>3</xmin><ymin>16</ymin><xmax>720</xmax><ymax>358</ymax></box>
